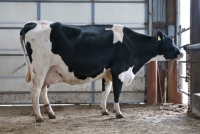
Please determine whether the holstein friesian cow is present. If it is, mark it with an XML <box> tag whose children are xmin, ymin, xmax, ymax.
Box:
<box><xmin>20</xmin><ymin>20</ymin><xmax>183</xmax><ymax>122</ymax></box>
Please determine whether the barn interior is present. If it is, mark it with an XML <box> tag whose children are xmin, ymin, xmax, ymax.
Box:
<box><xmin>0</xmin><ymin>0</ymin><xmax>200</xmax><ymax>133</ymax></box>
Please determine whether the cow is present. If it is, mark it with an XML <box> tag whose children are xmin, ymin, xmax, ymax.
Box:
<box><xmin>20</xmin><ymin>20</ymin><xmax>183</xmax><ymax>122</ymax></box>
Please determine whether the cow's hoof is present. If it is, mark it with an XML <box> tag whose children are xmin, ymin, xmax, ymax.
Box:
<box><xmin>36</xmin><ymin>118</ymin><xmax>44</xmax><ymax>123</ymax></box>
<box><xmin>48</xmin><ymin>113</ymin><xmax>56</xmax><ymax>119</ymax></box>
<box><xmin>116</xmin><ymin>114</ymin><xmax>124</xmax><ymax>118</ymax></box>
<box><xmin>101</xmin><ymin>111</ymin><xmax>109</xmax><ymax>115</ymax></box>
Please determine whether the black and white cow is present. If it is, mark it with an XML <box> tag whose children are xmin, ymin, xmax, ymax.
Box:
<box><xmin>20</xmin><ymin>20</ymin><xmax>183</xmax><ymax>122</ymax></box>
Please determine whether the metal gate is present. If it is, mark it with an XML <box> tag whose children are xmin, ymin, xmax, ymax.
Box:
<box><xmin>0</xmin><ymin>0</ymin><xmax>149</xmax><ymax>104</ymax></box>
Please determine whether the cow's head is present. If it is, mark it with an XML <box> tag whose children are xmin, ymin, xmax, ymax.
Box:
<box><xmin>157</xmin><ymin>31</ymin><xmax>183</xmax><ymax>60</ymax></box>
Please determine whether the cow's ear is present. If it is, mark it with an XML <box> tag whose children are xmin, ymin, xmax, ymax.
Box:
<box><xmin>157</xmin><ymin>31</ymin><xmax>166</xmax><ymax>41</ymax></box>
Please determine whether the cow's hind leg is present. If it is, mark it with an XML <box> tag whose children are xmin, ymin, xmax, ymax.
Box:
<box><xmin>111</xmin><ymin>71</ymin><xmax>124</xmax><ymax>118</ymax></box>
<box><xmin>40</xmin><ymin>84</ymin><xmax>56</xmax><ymax>119</ymax></box>
<box><xmin>30</xmin><ymin>76</ymin><xmax>45</xmax><ymax>122</ymax></box>
<box><xmin>101</xmin><ymin>78</ymin><xmax>112</xmax><ymax>115</ymax></box>
<box><xmin>30</xmin><ymin>65</ymin><xmax>50</xmax><ymax>122</ymax></box>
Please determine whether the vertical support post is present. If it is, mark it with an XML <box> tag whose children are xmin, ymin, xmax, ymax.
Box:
<box><xmin>147</xmin><ymin>0</ymin><xmax>157</xmax><ymax>104</ymax></box>
<box><xmin>190</xmin><ymin>0</ymin><xmax>200</xmax><ymax>93</ymax></box>
<box><xmin>190</xmin><ymin>0</ymin><xmax>200</xmax><ymax>114</ymax></box>
<box><xmin>167</xmin><ymin>0</ymin><xmax>182</xmax><ymax>103</ymax></box>
<box><xmin>147</xmin><ymin>62</ymin><xmax>157</xmax><ymax>104</ymax></box>
<box><xmin>37</xmin><ymin>2</ymin><xmax>42</xmax><ymax>104</ymax></box>
<box><xmin>148</xmin><ymin>0</ymin><xmax>153</xmax><ymax>35</ymax></box>
<box><xmin>91</xmin><ymin>0</ymin><xmax>95</xmax><ymax>25</ymax></box>
<box><xmin>90</xmin><ymin>0</ymin><xmax>95</xmax><ymax>104</ymax></box>
<box><xmin>91</xmin><ymin>82</ymin><xmax>95</xmax><ymax>104</ymax></box>
<box><xmin>37</xmin><ymin>2</ymin><xmax>41</xmax><ymax>20</ymax></box>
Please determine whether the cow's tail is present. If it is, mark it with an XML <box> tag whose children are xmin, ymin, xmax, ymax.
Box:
<box><xmin>20</xmin><ymin>35</ymin><xmax>31</xmax><ymax>82</ymax></box>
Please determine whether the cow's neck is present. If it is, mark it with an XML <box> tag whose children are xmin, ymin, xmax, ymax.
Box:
<box><xmin>129</xmin><ymin>31</ymin><xmax>161</xmax><ymax>74</ymax></box>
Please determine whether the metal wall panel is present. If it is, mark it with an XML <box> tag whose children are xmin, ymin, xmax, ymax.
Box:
<box><xmin>95</xmin><ymin>3</ymin><xmax>146</xmax><ymax>23</ymax></box>
<box><xmin>48</xmin><ymin>82</ymin><xmax>91</xmax><ymax>92</ymax></box>
<box><xmin>0</xmin><ymin>79</ymin><xmax>28</xmax><ymax>92</ymax></box>
<box><xmin>0</xmin><ymin>29</ymin><xmax>22</xmax><ymax>49</ymax></box>
<box><xmin>0</xmin><ymin>2</ymin><xmax>37</xmax><ymax>23</ymax></box>
<box><xmin>152</xmin><ymin>0</ymin><xmax>166</xmax><ymax>35</ymax></box>
<box><xmin>41</xmin><ymin>3</ymin><xmax>91</xmax><ymax>24</ymax></box>
<box><xmin>0</xmin><ymin>56</ymin><xmax>25</xmax><ymax>76</ymax></box>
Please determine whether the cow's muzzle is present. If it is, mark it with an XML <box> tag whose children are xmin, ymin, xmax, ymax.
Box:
<box><xmin>176</xmin><ymin>52</ymin><xmax>184</xmax><ymax>60</ymax></box>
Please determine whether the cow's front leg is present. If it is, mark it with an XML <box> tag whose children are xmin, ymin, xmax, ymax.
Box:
<box><xmin>40</xmin><ymin>84</ymin><xmax>56</xmax><ymax>119</ymax></box>
<box><xmin>111</xmin><ymin>71</ymin><xmax>124</xmax><ymax>118</ymax></box>
<box><xmin>101</xmin><ymin>78</ymin><xmax>112</xmax><ymax>115</ymax></box>
<box><xmin>30</xmin><ymin>78</ymin><xmax>43</xmax><ymax>122</ymax></box>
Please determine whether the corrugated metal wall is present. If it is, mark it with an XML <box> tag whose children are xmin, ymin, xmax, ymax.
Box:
<box><xmin>152</xmin><ymin>0</ymin><xmax>166</xmax><ymax>35</ymax></box>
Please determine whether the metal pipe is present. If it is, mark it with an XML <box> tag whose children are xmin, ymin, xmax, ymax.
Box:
<box><xmin>0</xmin><ymin>90</ymin><xmax>145</xmax><ymax>94</ymax></box>
<box><xmin>0</xmin><ymin>102</ymin><xmax>145</xmax><ymax>105</ymax></box>
<box><xmin>0</xmin><ymin>76</ymin><xmax>25</xmax><ymax>79</ymax></box>
<box><xmin>185</xmin><ymin>43</ymin><xmax>200</xmax><ymax>49</ymax></box>
<box><xmin>148</xmin><ymin>0</ymin><xmax>153</xmax><ymax>35</ymax></box>
<box><xmin>91</xmin><ymin>0</ymin><xmax>95</xmax><ymax>24</ymax></box>
<box><xmin>37</xmin><ymin>2</ymin><xmax>41</xmax><ymax>20</ymax></box>
<box><xmin>180</xmin><ymin>75</ymin><xmax>187</xmax><ymax>79</ymax></box>
<box><xmin>0</xmin><ymin>49</ymin><xmax>22</xmax><ymax>51</ymax></box>
<box><xmin>178</xmin><ymin>27</ymin><xmax>190</xmax><ymax>35</ymax></box>
<box><xmin>0</xmin><ymin>27</ymin><xmax>21</xmax><ymax>29</ymax></box>
<box><xmin>0</xmin><ymin>0</ymin><xmax>147</xmax><ymax>3</ymax></box>
<box><xmin>91</xmin><ymin>81</ymin><xmax>95</xmax><ymax>103</ymax></box>
<box><xmin>0</xmin><ymin>54</ymin><xmax>23</xmax><ymax>56</ymax></box>
<box><xmin>179</xmin><ymin>89</ymin><xmax>189</xmax><ymax>96</ymax></box>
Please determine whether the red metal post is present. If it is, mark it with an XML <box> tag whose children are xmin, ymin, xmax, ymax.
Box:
<box><xmin>147</xmin><ymin>61</ymin><xmax>157</xmax><ymax>104</ymax></box>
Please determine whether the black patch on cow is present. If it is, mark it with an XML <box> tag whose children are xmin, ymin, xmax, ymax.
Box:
<box><xmin>50</xmin><ymin>22</ymin><xmax>133</xmax><ymax>80</ymax></box>
<box><xmin>111</xmin><ymin>70</ymin><xmax>123</xmax><ymax>103</ymax></box>
<box><xmin>25</xmin><ymin>42</ymin><xmax>33</xmax><ymax>63</ymax></box>
<box><xmin>102</xmin><ymin>78</ymin><xmax>106</xmax><ymax>92</ymax></box>
<box><xmin>20</xmin><ymin>22</ymin><xmax>37</xmax><ymax>41</ymax></box>
<box><xmin>20</xmin><ymin>22</ymin><xmax>36</xmax><ymax>63</ymax></box>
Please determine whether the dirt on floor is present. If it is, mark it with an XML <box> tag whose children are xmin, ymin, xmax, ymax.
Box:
<box><xmin>0</xmin><ymin>103</ymin><xmax>200</xmax><ymax>134</ymax></box>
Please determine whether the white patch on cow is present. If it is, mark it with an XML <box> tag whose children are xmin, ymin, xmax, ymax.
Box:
<box><xmin>118</xmin><ymin>72</ymin><xmax>125</xmax><ymax>82</ymax></box>
<box><xmin>150</xmin><ymin>55</ymin><xmax>166</xmax><ymax>61</ymax></box>
<box><xmin>176</xmin><ymin>52</ymin><xmax>184</xmax><ymax>60</ymax></box>
<box><xmin>105</xmin><ymin>24</ymin><xmax>124</xmax><ymax>44</ymax></box>
<box><xmin>114</xmin><ymin>103</ymin><xmax>122</xmax><ymax>115</ymax></box>
<box><xmin>118</xmin><ymin>67</ymin><xmax>135</xmax><ymax>86</ymax></box>
<box><xmin>101</xmin><ymin>80</ymin><xmax>112</xmax><ymax>114</ymax></box>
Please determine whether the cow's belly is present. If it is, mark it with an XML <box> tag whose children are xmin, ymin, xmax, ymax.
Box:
<box><xmin>44</xmin><ymin>65</ymin><xmax>112</xmax><ymax>86</ymax></box>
